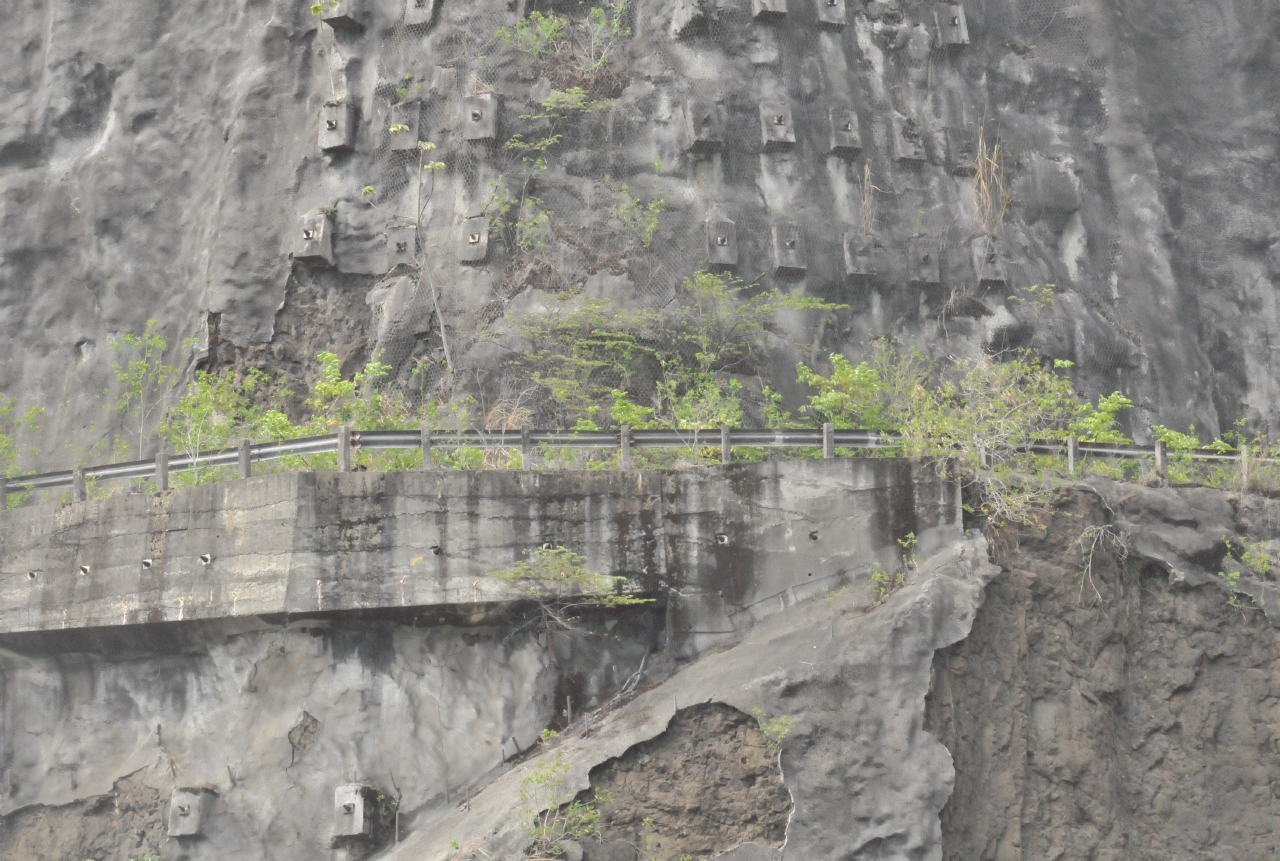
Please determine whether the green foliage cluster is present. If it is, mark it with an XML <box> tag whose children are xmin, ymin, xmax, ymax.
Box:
<box><xmin>485</xmin><ymin>7</ymin><xmax>643</xmax><ymax>295</ymax></box>
<box><xmin>521</xmin><ymin>87</ymin><xmax>608</xmax><ymax>122</ymax></box>
<box><xmin>794</xmin><ymin>343</ymin><xmax>1134</xmax><ymax>523</ymax></box>
<box><xmin>110</xmin><ymin>319</ymin><xmax>193</xmax><ymax>461</ymax></box>
<box><xmin>1150</xmin><ymin>424</ymin><xmax>1201</xmax><ymax>452</ymax></box>
<box><xmin>750</xmin><ymin>708</ymin><xmax>794</xmax><ymax>753</ymax></box>
<box><xmin>490</xmin><ymin>545</ymin><xmax>640</xmax><ymax>607</ymax></box>
<box><xmin>517</xmin><ymin>271</ymin><xmax>842</xmax><ymax>446</ymax></box>
<box><xmin>0</xmin><ymin>396</ymin><xmax>42</xmax><ymax>500</ymax></box>
<box><xmin>608</xmin><ymin>160</ymin><xmax>666</xmax><ymax>249</ymax></box>
<box><xmin>158</xmin><ymin>351</ymin><xmax>474</xmax><ymax>478</ymax></box>
<box><xmin>1224</xmin><ymin>534</ymin><xmax>1273</xmax><ymax>577</ymax></box>
<box><xmin>517</xmin><ymin>755</ymin><xmax>605</xmax><ymax>860</ymax></box>
<box><xmin>871</xmin><ymin>562</ymin><xmax>905</xmax><ymax>603</ymax></box>
<box><xmin>395</xmin><ymin>74</ymin><xmax>423</xmax><ymax>101</ymax></box>
<box><xmin>495</xmin><ymin>4</ymin><xmax>630</xmax><ymax>73</ymax></box>
<box><xmin>1215</xmin><ymin>567</ymin><xmax>1259</xmax><ymax>611</ymax></box>
<box><xmin>489</xmin><ymin>545</ymin><xmax>652</xmax><ymax>633</ymax></box>
<box><xmin>496</xmin><ymin>11</ymin><xmax>567</xmax><ymax>59</ymax></box>
<box><xmin>375</xmin><ymin>789</ymin><xmax>399</xmax><ymax>833</ymax></box>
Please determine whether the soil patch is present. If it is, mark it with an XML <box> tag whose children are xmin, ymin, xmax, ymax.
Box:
<box><xmin>584</xmin><ymin>703</ymin><xmax>791</xmax><ymax>861</ymax></box>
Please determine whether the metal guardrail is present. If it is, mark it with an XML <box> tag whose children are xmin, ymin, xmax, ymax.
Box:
<box><xmin>0</xmin><ymin>424</ymin><xmax>1268</xmax><ymax>502</ymax></box>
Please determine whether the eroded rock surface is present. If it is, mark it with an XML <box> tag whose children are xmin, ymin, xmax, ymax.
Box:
<box><xmin>587</xmin><ymin>703</ymin><xmax>792</xmax><ymax>861</ymax></box>
<box><xmin>3</xmin><ymin>0</ymin><xmax>1279</xmax><ymax>464</ymax></box>
<box><xmin>928</xmin><ymin>487</ymin><xmax>1280</xmax><ymax>860</ymax></box>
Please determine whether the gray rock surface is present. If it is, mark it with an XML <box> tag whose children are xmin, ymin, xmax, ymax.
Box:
<box><xmin>0</xmin><ymin>458</ymin><xmax>974</xmax><ymax>860</ymax></box>
<box><xmin>928</xmin><ymin>486</ymin><xmax>1280</xmax><ymax>860</ymax></box>
<box><xmin>2</xmin><ymin>0</ymin><xmax>1278</xmax><ymax>466</ymax></box>
<box><xmin>0</xmin><ymin>612</ymin><xmax>654</xmax><ymax>860</ymax></box>
<box><xmin>382</xmin><ymin>534</ymin><xmax>998</xmax><ymax>861</ymax></box>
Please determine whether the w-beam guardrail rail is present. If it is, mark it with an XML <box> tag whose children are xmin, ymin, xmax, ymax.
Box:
<box><xmin>0</xmin><ymin>425</ymin><xmax>1266</xmax><ymax>502</ymax></box>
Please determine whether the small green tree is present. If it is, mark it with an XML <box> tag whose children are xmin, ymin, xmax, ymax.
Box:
<box><xmin>250</xmin><ymin>351</ymin><xmax>444</xmax><ymax>471</ymax></box>
<box><xmin>489</xmin><ymin>545</ymin><xmax>651</xmax><ymax>633</ymax></box>
<box><xmin>751</xmin><ymin>708</ymin><xmax>794</xmax><ymax>753</ymax></box>
<box><xmin>609</xmin><ymin>162</ymin><xmax>666</xmax><ymax>249</ymax></box>
<box><xmin>0</xmin><ymin>397</ymin><xmax>42</xmax><ymax>505</ymax></box>
<box><xmin>579</xmin><ymin>3</ymin><xmax>630</xmax><ymax>71</ymax></box>
<box><xmin>110</xmin><ymin>320</ymin><xmax>188</xmax><ymax>460</ymax></box>
<box><xmin>159</xmin><ymin>368</ymin><xmax>274</xmax><ymax>484</ymax></box>
<box><xmin>1071</xmin><ymin>392</ymin><xmax>1134</xmax><ymax>443</ymax></box>
<box><xmin>516</xmin><ymin>299</ymin><xmax>659</xmax><ymax>428</ymax></box>
<box><xmin>495</xmin><ymin>10</ymin><xmax>567</xmax><ymax>58</ymax></box>
<box><xmin>517</xmin><ymin>755</ymin><xmax>605</xmax><ymax>860</ymax></box>
<box><xmin>0</xmin><ymin>397</ymin><xmax>42</xmax><ymax>475</ymax></box>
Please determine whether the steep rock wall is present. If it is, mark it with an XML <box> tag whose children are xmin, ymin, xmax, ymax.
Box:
<box><xmin>3</xmin><ymin>0</ymin><xmax>1279</xmax><ymax>465</ymax></box>
<box><xmin>927</xmin><ymin>485</ymin><xmax>1280</xmax><ymax>860</ymax></box>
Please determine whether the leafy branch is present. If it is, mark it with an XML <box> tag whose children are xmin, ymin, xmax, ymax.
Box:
<box><xmin>489</xmin><ymin>545</ymin><xmax>652</xmax><ymax>635</ymax></box>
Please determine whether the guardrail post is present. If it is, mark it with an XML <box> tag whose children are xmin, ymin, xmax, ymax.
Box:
<box><xmin>1067</xmin><ymin>435</ymin><xmax>1078</xmax><ymax>477</ymax></box>
<box><xmin>521</xmin><ymin>427</ymin><xmax>532</xmax><ymax>471</ymax></box>
<box><xmin>420</xmin><ymin>422</ymin><xmax>433</xmax><ymax>470</ymax></box>
<box><xmin>338</xmin><ymin>425</ymin><xmax>353</xmax><ymax>473</ymax></box>
<box><xmin>238</xmin><ymin>439</ymin><xmax>252</xmax><ymax>479</ymax></box>
<box><xmin>823</xmin><ymin>422</ymin><xmax>834</xmax><ymax>459</ymax></box>
<box><xmin>721</xmin><ymin>425</ymin><xmax>732</xmax><ymax>465</ymax></box>
<box><xmin>156</xmin><ymin>446</ymin><xmax>169</xmax><ymax>491</ymax></box>
<box><xmin>72</xmin><ymin>467</ymin><xmax>87</xmax><ymax>503</ymax></box>
<box><xmin>1241</xmin><ymin>444</ymin><xmax>1250</xmax><ymax>493</ymax></box>
<box><xmin>1154</xmin><ymin>439</ymin><xmax>1168</xmax><ymax>486</ymax></box>
<box><xmin>0</xmin><ymin>477</ymin><xmax>8</xmax><ymax>510</ymax></box>
<box><xmin>620</xmin><ymin>425</ymin><xmax>632</xmax><ymax>469</ymax></box>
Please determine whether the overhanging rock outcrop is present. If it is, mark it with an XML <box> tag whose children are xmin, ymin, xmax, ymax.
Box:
<box><xmin>0</xmin><ymin>459</ymin><xmax>959</xmax><ymax>643</ymax></box>
<box><xmin>383</xmin><ymin>535</ymin><xmax>999</xmax><ymax>861</ymax></box>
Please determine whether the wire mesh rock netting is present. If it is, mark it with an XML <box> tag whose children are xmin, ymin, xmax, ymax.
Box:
<box><xmin>278</xmin><ymin>0</ymin><xmax>1150</xmax><ymax>439</ymax></box>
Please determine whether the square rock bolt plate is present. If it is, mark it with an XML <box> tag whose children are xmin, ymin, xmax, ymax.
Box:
<box><xmin>320</xmin><ymin>101</ymin><xmax>357</xmax><ymax>153</ymax></box>
<box><xmin>892</xmin><ymin>115</ymin><xmax>926</xmax><ymax>164</ymax></box>
<box><xmin>909</xmin><ymin>235</ymin><xmax>942</xmax><ymax>285</ymax></box>
<box><xmin>946</xmin><ymin>127</ymin><xmax>978</xmax><ymax>176</ymax></box>
<box><xmin>386</xmin><ymin>224</ymin><xmax>417</xmax><ymax>270</ymax></box>
<box><xmin>295</xmin><ymin>213</ymin><xmax>335</xmax><ymax>267</ymax></box>
<box><xmin>935</xmin><ymin>3</ymin><xmax>969</xmax><ymax>46</ymax></box>
<box><xmin>404</xmin><ymin>0</ymin><xmax>437</xmax><ymax>27</ymax></box>
<box><xmin>815</xmin><ymin>0</ymin><xmax>846</xmax><ymax>29</ymax></box>
<box><xmin>752</xmin><ymin>0</ymin><xmax>787</xmax><ymax>20</ymax></box>
<box><xmin>706</xmin><ymin>217</ymin><xmax>738</xmax><ymax>267</ymax></box>
<box><xmin>333</xmin><ymin>784</ymin><xmax>376</xmax><ymax>841</ymax></box>
<box><xmin>463</xmin><ymin>93</ymin><xmax>499</xmax><ymax>142</ymax></box>
<box><xmin>760</xmin><ymin>101</ymin><xmax>796</xmax><ymax>151</ymax></box>
<box><xmin>320</xmin><ymin>0</ymin><xmax>363</xmax><ymax>32</ymax></box>
<box><xmin>685</xmin><ymin>101</ymin><xmax>725</xmax><ymax>153</ymax></box>
<box><xmin>389</xmin><ymin>101</ymin><xmax>421</xmax><ymax>151</ymax></box>
<box><xmin>830</xmin><ymin>107</ymin><xmax>861</xmax><ymax>156</ymax></box>
<box><xmin>771</xmin><ymin>222</ymin><xmax>807</xmax><ymax>274</ymax></box>
<box><xmin>843</xmin><ymin>232</ymin><xmax>880</xmax><ymax>281</ymax></box>
<box><xmin>459</xmin><ymin>216</ymin><xmax>490</xmax><ymax>264</ymax></box>
<box><xmin>168</xmin><ymin>788</ymin><xmax>213</xmax><ymax>838</ymax></box>
<box><xmin>971</xmin><ymin>236</ymin><xmax>1007</xmax><ymax>287</ymax></box>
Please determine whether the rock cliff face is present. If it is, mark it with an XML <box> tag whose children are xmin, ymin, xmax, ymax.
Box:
<box><xmin>929</xmin><ymin>484</ymin><xmax>1280</xmax><ymax>861</ymax></box>
<box><xmin>6</xmin><ymin>0</ymin><xmax>1280</xmax><ymax>857</ymax></box>
<box><xmin>6</xmin><ymin>464</ymin><xmax>1280</xmax><ymax>859</ymax></box>
<box><xmin>3</xmin><ymin>0</ymin><xmax>1280</xmax><ymax>466</ymax></box>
